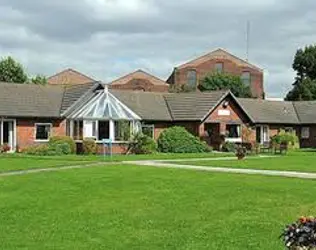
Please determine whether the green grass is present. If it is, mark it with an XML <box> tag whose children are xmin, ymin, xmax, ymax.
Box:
<box><xmin>0</xmin><ymin>165</ymin><xmax>314</xmax><ymax>249</ymax></box>
<box><xmin>170</xmin><ymin>151</ymin><xmax>316</xmax><ymax>173</ymax></box>
<box><xmin>0</xmin><ymin>152</ymin><xmax>232</xmax><ymax>173</ymax></box>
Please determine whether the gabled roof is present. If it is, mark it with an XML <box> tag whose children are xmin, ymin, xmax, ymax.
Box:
<box><xmin>293</xmin><ymin>101</ymin><xmax>316</xmax><ymax>124</ymax></box>
<box><xmin>164</xmin><ymin>90</ymin><xmax>230</xmax><ymax>121</ymax></box>
<box><xmin>237</xmin><ymin>98</ymin><xmax>300</xmax><ymax>124</ymax></box>
<box><xmin>177</xmin><ymin>48</ymin><xmax>263</xmax><ymax>72</ymax></box>
<box><xmin>110</xmin><ymin>69</ymin><xmax>169</xmax><ymax>86</ymax></box>
<box><xmin>0</xmin><ymin>82</ymin><xmax>64</xmax><ymax>118</ymax></box>
<box><xmin>48</xmin><ymin>68</ymin><xmax>96</xmax><ymax>85</ymax></box>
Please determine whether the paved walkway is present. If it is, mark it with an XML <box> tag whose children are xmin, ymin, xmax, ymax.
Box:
<box><xmin>123</xmin><ymin>159</ymin><xmax>316</xmax><ymax>180</ymax></box>
<box><xmin>0</xmin><ymin>162</ymin><xmax>108</xmax><ymax>177</ymax></box>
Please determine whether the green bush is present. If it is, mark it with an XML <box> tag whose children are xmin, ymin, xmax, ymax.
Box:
<box><xmin>49</xmin><ymin>142</ymin><xmax>71</xmax><ymax>155</ymax></box>
<box><xmin>271</xmin><ymin>130</ymin><xmax>299</xmax><ymax>149</ymax></box>
<box><xmin>23</xmin><ymin>144</ymin><xmax>53</xmax><ymax>156</ymax></box>
<box><xmin>157</xmin><ymin>126</ymin><xmax>211</xmax><ymax>153</ymax></box>
<box><xmin>49</xmin><ymin>136</ymin><xmax>76</xmax><ymax>154</ymax></box>
<box><xmin>221</xmin><ymin>141</ymin><xmax>236</xmax><ymax>152</ymax></box>
<box><xmin>129</xmin><ymin>133</ymin><xmax>157</xmax><ymax>154</ymax></box>
<box><xmin>83</xmin><ymin>138</ymin><xmax>97</xmax><ymax>154</ymax></box>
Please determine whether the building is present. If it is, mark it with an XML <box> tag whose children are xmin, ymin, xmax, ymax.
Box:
<box><xmin>0</xmin><ymin>82</ymin><xmax>315</xmax><ymax>154</ymax></box>
<box><xmin>109</xmin><ymin>70</ymin><xmax>169</xmax><ymax>92</ymax></box>
<box><xmin>167</xmin><ymin>48</ymin><xmax>264</xmax><ymax>98</ymax></box>
<box><xmin>48</xmin><ymin>68</ymin><xmax>96</xmax><ymax>85</ymax></box>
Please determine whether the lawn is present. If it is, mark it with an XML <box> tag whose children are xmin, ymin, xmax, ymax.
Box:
<box><xmin>0</xmin><ymin>152</ymin><xmax>232</xmax><ymax>173</ymax></box>
<box><xmin>169</xmin><ymin>151</ymin><xmax>316</xmax><ymax>173</ymax></box>
<box><xmin>0</xmin><ymin>165</ymin><xmax>314</xmax><ymax>249</ymax></box>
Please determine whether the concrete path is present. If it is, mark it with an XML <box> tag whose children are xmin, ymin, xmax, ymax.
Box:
<box><xmin>124</xmin><ymin>159</ymin><xmax>316</xmax><ymax>180</ymax></box>
<box><xmin>0</xmin><ymin>162</ymin><xmax>108</xmax><ymax>177</ymax></box>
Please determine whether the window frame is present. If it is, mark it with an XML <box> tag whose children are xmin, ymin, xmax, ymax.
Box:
<box><xmin>186</xmin><ymin>69</ymin><xmax>197</xmax><ymax>88</ymax></box>
<box><xmin>241</xmin><ymin>71</ymin><xmax>251</xmax><ymax>86</ymax></box>
<box><xmin>34</xmin><ymin>123</ymin><xmax>52</xmax><ymax>142</ymax></box>
<box><xmin>141</xmin><ymin>124</ymin><xmax>155</xmax><ymax>139</ymax></box>
<box><xmin>225</xmin><ymin>124</ymin><xmax>242</xmax><ymax>143</ymax></box>
<box><xmin>301</xmin><ymin>127</ymin><xmax>310</xmax><ymax>139</ymax></box>
<box><xmin>215</xmin><ymin>62</ymin><xmax>224</xmax><ymax>73</ymax></box>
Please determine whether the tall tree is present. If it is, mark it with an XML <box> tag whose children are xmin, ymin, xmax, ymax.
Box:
<box><xmin>199</xmin><ymin>72</ymin><xmax>252</xmax><ymax>98</ymax></box>
<box><xmin>0</xmin><ymin>56</ymin><xmax>28</xmax><ymax>83</ymax></box>
<box><xmin>285</xmin><ymin>45</ymin><xmax>316</xmax><ymax>101</ymax></box>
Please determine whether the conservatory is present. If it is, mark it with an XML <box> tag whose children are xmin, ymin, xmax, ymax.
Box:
<box><xmin>67</xmin><ymin>85</ymin><xmax>141</xmax><ymax>143</ymax></box>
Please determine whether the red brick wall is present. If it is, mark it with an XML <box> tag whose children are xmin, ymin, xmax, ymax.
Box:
<box><xmin>170</xmin><ymin>59</ymin><xmax>264</xmax><ymax>98</ymax></box>
<box><xmin>16</xmin><ymin>118</ymin><xmax>66</xmax><ymax>149</ymax></box>
<box><xmin>110</xmin><ymin>79</ymin><xmax>169</xmax><ymax>92</ymax></box>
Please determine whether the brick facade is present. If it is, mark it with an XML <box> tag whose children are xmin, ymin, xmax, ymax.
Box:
<box><xmin>110</xmin><ymin>78</ymin><xmax>169</xmax><ymax>92</ymax></box>
<box><xmin>168</xmin><ymin>49</ymin><xmax>264</xmax><ymax>98</ymax></box>
<box><xmin>48</xmin><ymin>69</ymin><xmax>95</xmax><ymax>85</ymax></box>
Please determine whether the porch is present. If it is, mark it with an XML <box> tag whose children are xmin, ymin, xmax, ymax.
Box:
<box><xmin>0</xmin><ymin>118</ymin><xmax>16</xmax><ymax>152</ymax></box>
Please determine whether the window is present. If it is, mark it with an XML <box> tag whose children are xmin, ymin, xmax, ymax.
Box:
<box><xmin>187</xmin><ymin>70</ymin><xmax>197</xmax><ymax>88</ymax></box>
<box><xmin>83</xmin><ymin>121</ymin><xmax>97</xmax><ymax>138</ymax></box>
<box><xmin>98</xmin><ymin>121</ymin><xmax>110</xmax><ymax>141</ymax></box>
<box><xmin>301</xmin><ymin>127</ymin><xmax>310</xmax><ymax>139</ymax></box>
<box><xmin>73</xmin><ymin>120</ymin><xmax>83</xmax><ymax>140</ymax></box>
<box><xmin>215</xmin><ymin>62</ymin><xmax>223</xmax><ymax>72</ymax></box>
<box><xmin>226</xmin><ymin>124</ymin><xmax>241</xmax><ymax>138</ymax></box>
<box><xmin>241</xmin><ymin>71</ymin><xmax>251</xmax><ymax>86</ymax></box>
<box><xmin>35</xmin><ymin>123</ymin><xmax>52</xmax><ymax>141</ymax></box>
<box><xmin>285</xmin><ymin>127</ymin><xmax>294</xmax><ymax>133</ymax></box>
<box><xmin>115</xmin><ymin>121</ymin><xmax>131</xmax><ymax>141</ymax></box>
<box><xmin>142</xmin><ymin>124</ymin><xmax>154</xmax><ymax>138</ymax></box>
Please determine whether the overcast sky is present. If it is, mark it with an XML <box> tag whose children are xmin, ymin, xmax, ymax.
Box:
<box><xmin>0</xmin><ymin>0</ymin><xmax>315</xmax><ymax>97</ymax></box>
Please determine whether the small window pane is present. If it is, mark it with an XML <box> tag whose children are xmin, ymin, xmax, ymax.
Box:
<box><xmin>115</xmin><ymin>121</ymin><xmax>131</xmax><ymax>141</ymax></box>
<box><xmin>187</xmin><ymin>70</ymin><xmax>197</xmax><ymax>87</ymax></box>
<box><xmin>226</xmin><ymin>125</ymin><xmax>241</xmax><ymax>138</ymax></box>
<box><xmin>215</xmin><ymin>63</ymin><xmax>223</xmax><ymax>72</ymax></box>
<box><xmin>142</xmin><ymin>124</ymin><xmax>154</xmax><ymax>138</ymax></box>
<box><xmin>73</xmin><ymin>121</ymin><xmax>83</xmax><ymax>140</ymax></box>
<box><xmin>98</xmin><ymin>121</ymin><xmax>110</xmax><ymax>140</ymax></box>
<box><xmin>241</xmin><ymin>72</ymin><xmax>251</xmax><ymax>86</ymax></box>
<box><xmin>35</xmin><ymin>124</ymin><xmax>51</xmax><ymax>140</ymax></box>
<box><xmin>301</xmin><ymin>127</ymin><xmax>310</xmax><ymax>139</ymax></box>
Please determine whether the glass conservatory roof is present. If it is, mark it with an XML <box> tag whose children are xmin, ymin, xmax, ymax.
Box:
<box><xmin>69</xmin><ymin>85</ymin><xmax>141</xmax><ymax>120</ymax></box>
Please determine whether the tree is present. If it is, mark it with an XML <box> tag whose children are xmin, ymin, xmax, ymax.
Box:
<box><xmin>29</xmin><ymin>75</ymin><xmax>48</xmax><ymax>85</ymax></box>
<box><xmin>285</xmin><ymin>45</ymin><xmax>316</xmax><ymax>101</ymax></box>
<box><xmin>0</xmin><ymin>56</ymin><xmax>28</xmax><ymax>83</ymax></box>
<box><xmin>198</xmin><ymin>72</ymin><xmax>252</xmax><ymax>98</ymax></box>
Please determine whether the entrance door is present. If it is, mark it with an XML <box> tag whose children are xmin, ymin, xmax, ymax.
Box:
<box><xmin>1</xmin><ymin>120</ymin><xmax>15</xmax><ymax>152</ymax></box>
<box><xmin>256</xmin><ymin>125</ymin><xmax>269</xmax><ymax>144</ymax></box>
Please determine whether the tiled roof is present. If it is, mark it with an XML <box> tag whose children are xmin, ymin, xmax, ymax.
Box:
<box><xmin>110</xmin><ymin>90</ymin><xmax>172</xmax><ymax>121</ymax></box>
<box><xmin>0</xmin><ymin>82</ymin><xmax>64</xmax><ymax>118</ymax></box>
<box><xmin>293</xmin><ymin>101</ymin><xmax>316</xmax><ymax>124</ymax></box>
<box><xmin>110</xmin><ymin>70</ymin><xmax>169</xmax><ymax>86</ymax></box>
<box><xmin>237</xmin><ymin>98</ymin><xmax>300</xmax><ymax>124</ymax></box>
<box><xmin>164</xmin><ymin>90</ymin><xmax>229</xmax><ymax>121</ymax></box>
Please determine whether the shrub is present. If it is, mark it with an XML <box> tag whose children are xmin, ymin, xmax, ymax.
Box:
<box><xmin>157</xmin><ymin>126</ymin><xmax>210</xmax><ymax>153</ymax></box>
<box><xmin>221</xmin><ymin>141</ymin><xmax>236</xmax><ymax>152</ymax></box>
<box><xmin>23</xmin><ymin>144</ymin><xmax>52</xmax><ymax>156</ymax></box>
<box><xmin>83</xmin><ymin>138</ymin><xmax>97</xmax><ymax>154</ymax></box>
<box><xmin>49</xmin><ymin>136</ymin><xmax>76</xmax><ymax>154</ymax></box>
<box><xmin>0</xmin><ymin>143</ymin><xmax>11</xmax><ymax>153</ymax></box>
<box><xmin>235</xmin><ymin>145</ymin><xmax>246</xmax><ymax>160</ymax></box>
<box><xmin>281</xmin><ymin>217</ymin><xmax>316</xmax><ymax>249</ymax></box>
<box><xmin>129</xmin><ymin>133</ymin><xmax>157</xmax><ymax>154</ymax></box>
<box><xmin>49</xmin><ymin>142</ymin><xmax>71</xmax><ymax>155</ymax></box>
<box><xmin>271</xmin><ymin>130</ymin><xmax>299</xmax><ymax>149</ymax></box>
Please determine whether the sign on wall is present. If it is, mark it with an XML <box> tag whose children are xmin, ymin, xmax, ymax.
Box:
<box><xmin>218</xmin><ymin>109</ymin><xmax>231</xmax><ymax>116</ymax></box>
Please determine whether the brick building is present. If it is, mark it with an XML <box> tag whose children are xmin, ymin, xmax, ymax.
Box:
<box><xmin>47</xmin><ymin>68</ymin><xmax>96</xmax><ymax>85</ymax></box>
<box><xmin>167</xmin><ymin>48</ymin><xmax>264</xmax><ymax>98</ymax></box>
<box><xmin>0</xmin><ymin>82</ymin><xmax>316</xmax><ymax>153</ymax></box>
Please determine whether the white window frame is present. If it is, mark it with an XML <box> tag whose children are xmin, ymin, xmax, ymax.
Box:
<box><xmin>215</xmin><ymin>62</ymin><xmax>224</xmax><ymax>72</ymax></box>
<box><xmin>225</xmin><ymin>124</ymin><xmax>242</xmax><ymax>143</ymax></box>
<box><xmin>141</xmin><ymin>124</ymin><xmax>155</xmax><ymax>139</ymax></box>
<box><xmin>301</xmin><ymin>127</ymin><xmax>310</xmax><ymax>139</ymax></box>
<box><xmin>256</xmin><ymin>125</ymin><xmax>270</xmax><ymax>144</ymax></box>
<box><xmin>34</xmin><ymin>123</ymin><xmax>52</xmax><ymax>142</ymax></box>
<box><xmin>241</xmin><ymin>71</ymin><xmax>251</xmax><ymax>86</ymax></box>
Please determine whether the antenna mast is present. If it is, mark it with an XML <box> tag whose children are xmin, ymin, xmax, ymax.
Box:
<box><xmin>246</xmin><ymin>20</ymin><xmax>250</xmax><ymax>61</ymax></box>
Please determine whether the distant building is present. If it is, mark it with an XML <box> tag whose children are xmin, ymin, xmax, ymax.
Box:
<box><xmin>48</xmin><ymin>68</ymin><xmax>95</xmax><ymax>85</ymax></box>
<box><xmin>167</xmin><ymin>48</ymin><xmax>264</xmax><ymax>98</ymax></box>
